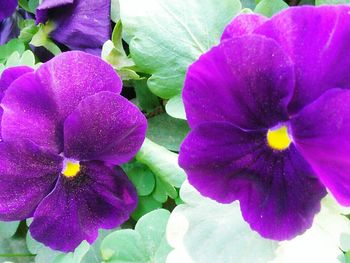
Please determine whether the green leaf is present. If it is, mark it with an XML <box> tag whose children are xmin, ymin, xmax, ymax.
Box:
<box><xmin>101</xmin><ymin>21</ymin><xmax>140</xmax><ymax>80</ymax></box>
<box><xmin>254</xmin><ymin>0</ymin><xmax>288</xmax><ymax>17</ymax></box>
<box><xmin>136</xmin><ymin>139</ymin><xmax>186</xmax><ymax>188</ymax></box>
<box><xmin>0</xmin><ymin>222</ymin><xmax>33</xmax><ymax>263</ymax></box>
<box><xmin>316</xmin><ymin>0</ymin><xmax>350</xmax><ymax>4</ymax></box>
<box><xmin>166</xmin><ymin>181</ymin><xmax>279</xmax><ymax>263</ymax></box>
<box><xmin>18</xmin><ymin>19</ymin><xmax>39</xmax><ymax>43</ymax></box>
<box><xmin>165</xmin><ymin>94</ymin><xmax>186</xmax><ymax>120</ymax></box>
<box><xmin>101</xmin><ymin>209</ymin><xmax>172</xmax><ymax>263</ymax></box>
<box><xmin>134</xmin><ymin>79</ymin><xmax>160</xmax><ymax>113</ymax></box>
<box><xmin>120</xmin><ymin>0</ymin><xmax>241</xmax><ymax>99</ymax></box>
<box><xmin>132</xmin><ymin>196</ymin><xmax>162</xmax><ymax>221</ymax></box>
<box><xmin>0</xmin><ymin>39</ymin><xmax>25</xmax><ymax>63</ymax></box>
<box><xmin>111</xmin><ymin>0</ymin><xmax>120</xmax><ymax>23</ymax></box>
<box><xmin>123</xmin><ymin>160</ymin><xmax>156</xmax><ymax>196</ymax></box>
<box><xmin>147</xmin><ymin>113</ymin><xmax>189</xmax><ymax>152</ymax></box>
<box><xmin>152</xmin><ymin>177</ymin><xmax>178</xmax><ymax>203</ymax></box>
<box><xmin>241</xmin><ymin>0</ymin><xmax>257</xmax><ymax>8</ymax></box>
<box><xmin>167</xmin><ymin>182</ymin><xmax>350</xmax><ymax>263</ymax></box>
<box><xmin>0</xmin><ymin>221</ymin><xmax>19</xmax><ymax>239</ymax></box>
<box><xmin>52</xmin><ymin>242</ymin><xmax>90</xmax><ymax>263</ymax></box>
<box><xmin>30</xmin><ymin>22</ymin><xmax>61</xmax><ymax>55</ymax></box>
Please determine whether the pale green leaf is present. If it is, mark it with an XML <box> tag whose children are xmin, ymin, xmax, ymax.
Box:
<box><xmin>147</xmin><ymin>113</ymin><xmax>189</xmax><ymax>152</ymax></box>
<box><xmin>254</xmin><ymin>0</ymin><xmax>288</xmax><ymax>17</ymax></box>
<box><xmin>316</xmin><ymin>0</ymin><xmax>350</xmax><ymax>4</ymax></box>
<box><xmin>136</xmin><ymin>139</ymin><xmax>186</xmax><ymax>188</ymax></box>
<box><xmin>120</xmin><ymin>0</ymin><xmax>241</xmax><ymax>99</ymax></box>
<box><xmin>165</xmin><ymin>95</ymin><xmax>186</xmax><ymax>120</ymax></box>
<box><xmin>101</xmin><ymin>209</ymin><xmax>171</xmax><ymax>263</ymax></box>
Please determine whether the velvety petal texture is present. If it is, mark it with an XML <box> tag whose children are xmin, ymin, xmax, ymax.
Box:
<box><xmin>1</xmin><ymin>72</ymin><xmax>62</xmax><ymax>152</ymax></box>
<box><xmin>183</xmin><ymin>35</ymin><xmax>294</xmax><ymax>130</ymax></box>
<box><xmin>180</xmin><ymin>7</ymin><xmax>350</xmax><ymax>241</ymax></box>
<box><xmin>30</xmin><ymin>163</ymin><xmax>137</xmax><ymax>252</ymax></box>
<box><xmin>221</xmin><ymin>13</ymin><xmax>267</xmax><ymax>41</ymax></box>
<box><xmin>0</xmin><ymin>0</ymin><xmax>17</xmax><ymax>21</ymax></box>
<box><xmin>179</xmin><ymin>122</ymin><xmax>326</xmax><ymax>240</ymax></box>
<box><xmin>291</xmin><ymin>89</ymin><xmax>350</xmax><ymax>206</ymax></box>
<box><xmin>64</xmin><ymin>91</ymin><xmax>147</xmax><ymax>164</ymax></box>
<box><xmin>36</xmin><ymin>0</ymin><xmax>111</xmax><ymax>54</ymax></box>
<box><xmin>0</xmin><ymin>66</ymin><xmax>33</xmax><ymax>99</ymax></box>
<box><xmin>0</xmin><ymin>140</ymin><xmax>62</xmax><ymax>221</ymax></box>
<box><xmin>0</xmin><ymin>51</ymin><xmax>143</xmax><ymax>251</ymax></box>
<box><xmin>254</xmin><ymin>5</ymin><xmax>350</xmax><ymax>114</ymax></box>
<box><xmin>1</xmin><ymin>51</ymin><xmax>121</xmax><ymax>152</ymax></box>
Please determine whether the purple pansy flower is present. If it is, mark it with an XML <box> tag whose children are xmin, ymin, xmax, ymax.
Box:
<box><xmin>35</xmin><ymin>0</ymin><xmax>111</xmax><ymax>55</ymax></box>
<box><xmin>0</xmin><ymin>0</ymin><xmax>17</xmax><ymax>21</ymax></box>
<box><xmin>0</xmin><ymin>51</ymin><xmax>147</xmax><ymax>251</ymax></box>
<box><xmin>179</xmin><ymin>5</ymin><xmax>350</xmax><ymax>240</ymax></box>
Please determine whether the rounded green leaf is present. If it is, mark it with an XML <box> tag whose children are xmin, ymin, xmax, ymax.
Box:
<box><xmin>101</xmin><ymin>209</ymin><xmax>171</xmax><ymax>263</ymax></box>
<box><xmin>147</xmin><ymin>113</ymin><xmax>189</xmax><ymax>152</ymax></box>
<box><xmin>120</xmin><ymin>0</ymin><xmax>241</xmax><ymax>99</ymax></box>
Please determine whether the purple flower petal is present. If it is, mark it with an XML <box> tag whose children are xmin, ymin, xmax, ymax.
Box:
<box><xmin>64</xmin><ymin>91</ymin><xmax>147</xmax><ymax>164</ymax></box>
<box><xmin>0</xmin><ymin>140</ymin><xmax>62</xmax><ymax>221</ymax></box>
<box><xmin>0</xmin><ymin>0</ymin><xmax>17</xmax><ymax>21</ymax></box>
<box><xmin>30</xmin><ymin>162</ymin><xmax>137</xmax><ymax>252</ymax></box>
<box><xmin>0</xmin><ymin>16</ymin><xmax>20</xmax><ymax>45</ymax></box>
<box><xmin>254</xmin><ymin>5</ymin><xmax>350</xmax><ymax>114</ymax></box>
<box><xmin>291</xmin><ymin>89</ymin><xmax>350</xmax><ymax>206</ymax></box>
<box><xmin>36</xmin><ymin>0</ymin><xmax>74</xmax><ymax>23</ymax></box>
<box><xmin>179</xmin><ymin>122</ymin><xmax>326</xmax><ymax>240</ymax></box>
<box><xmin>37</xmin><ymin>0</ymin><xmax>110</xmax><ymax>54</ymax></box>
<box><xmin>221</xmin><ymin>13</ymin><xmax>267</xmax><ymax>41</ymax></box>
<box><xmin>0</xmin><ymin>66</ymin><xmax>33</xmax><ymax>99</ymax></box>
<box><xmin>36</xmin><ymin>51</ymin><xmax>122</xmax><ymax>119</ymax></box>
<box><xmin>1</xmin><ymin>51</ymin><xmax>122</xmax><ymax>152</ymax></box>
<box><xmin>1</xmin><ymin>72</ymin><xmax>63</xmax><ymax>152</ymax></box>
<box><xmin>183</xmin><ymin>35</ymin><xmax>294</xmax><ymax>130</ymax></box>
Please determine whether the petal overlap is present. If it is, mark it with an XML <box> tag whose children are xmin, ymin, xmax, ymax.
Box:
<box><xmin>254</xmin><ymin>5</ymin><xmax>350</xmax><ymax>114</ymax></box>
<box><xmin>63</xmin><ymin>91</ymin><xmax>147</xmax><ymax>164</ymax></box>
<box><xmin>30</xmin><ymin>162</ymin><xmax>137</xmax><ymax>252</ymax></box>
<box><xmin>179</xmin><ymin>122</ymin><xmax>326</xmax><ymax>240</ymax></box>
<box><xmin>221</xmin><ymin>13</ymin><xmax>267</xmax><ymax>41</ymax></box>
<box><xmin>291</xmin><ymin>89</ymin><xmax>350</xmax><ymax>206</ymax></box>
<box><xmin>183</xmin><ymin>35</ymin><xmax>294</xmax><ymax>130</ymax></box>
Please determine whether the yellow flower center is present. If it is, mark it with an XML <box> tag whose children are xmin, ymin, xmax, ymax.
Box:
<box><xmin>63</xmin><ymin>161</ymin><xmax>80</xmax><ymax>177</ymax></box>
<box><xmin>267</xmin><ymin>125</ymin><xmax>291</xmax><ymax>151</ymax></box>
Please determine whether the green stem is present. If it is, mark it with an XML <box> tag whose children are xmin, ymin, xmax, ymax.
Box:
<box><xmin>0</xmin><ymin>253</ymin><xmax>36</xmax><ymax>257</ymax></box>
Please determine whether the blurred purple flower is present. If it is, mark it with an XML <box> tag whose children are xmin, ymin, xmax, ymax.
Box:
<box><xmin>0</xmin><ymin>51</ymin><xmax>147</xmax><ymax>251</ymax></box>
<box><xmin>179</xmin><ymin>6</ymin><xmax>350</xmax><ymax>241</ymax></box>
<box><xmin>0</xmin><ymin>0</ymin><xmax>17</xmax><ymax>21</ymax></box>
<box><xmin>36</xmin><ymin>0</ymin><xmax>111</xmax><ymax>55</ymax></box>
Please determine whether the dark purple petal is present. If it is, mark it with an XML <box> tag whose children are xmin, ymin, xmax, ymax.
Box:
<box><xmin>1</xmin><ymin>52</ymin><xmax>122</xmax><ymax>151</ymax></box>
<box><xmin>221</xmin><ymin>13</ymin><xmax>267</xmax><ymax>41</ymax></box>
<box><xmin>291</xmin><ymin>89</ymin><xmax>350</xmax><ymax>206</ymax></box>
<box><xmin>37</xmin><ymin>0</ymin><xmax>110</xmax><ymax>54</ymax></box>
<box><xmin>64</xmin><ymin>91</ymin><xmax>147</xmax><ymax>164</ymax></box>
<box><xmin>0</xmin><ymin>140</ymin><xmax>62</xmax><ymax>221</ymax></box>
<box><xmin>30</xmin><ymin>162</ymin><xmax>137</xmax><ymax>252</ymax></box>
<box><xmin>0</xmin><ymin>66</ymin><xmax>33</xmax><ymax>99</ymax></box>
<box><xmin>1</xmin><ymin>72</ymin><xmax>63</xmax><ymax>152</ymax></box>
<box><xmin>254</xmin><ymin>5</ymin><xmax>350</xmax><ymax>114</ymax></box>
<box><xmin>36</xmin><ymin>0</ymin><xmax>74</xmax><ymax>23</ymax></box>
<box><xmin>183</xmin><ymin>35</ymin><xmax>294</xmax><ymax>130</ymax></box>
<box><xmin>0</xmin><ymin>16</ymin><xmax>20</xmax><ymax>45</ymax></box>
<box><xmin>179</xmin><ymin>122</ymin><xmax>326</xmax><ymax>240</ymax></box>
<box><xmin>36</xmin><ymin>51</ymin><xmax>122</xmax><ymax>120</ymax></box>
<box><xmin>0</xmin><ymin>0</ymin><xmax>17</xmax><ymax>21</ymax></box>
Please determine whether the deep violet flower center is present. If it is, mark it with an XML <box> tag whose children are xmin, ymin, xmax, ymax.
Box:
<box><xmin>267</xmin><ymin>125</ymin><xmax>292</xmax><ymax>151</ymax></box>
<box><xmin>62</xmin><ymin>158</ymin><xmax>80</xmax><ymax>178</ymax></box>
